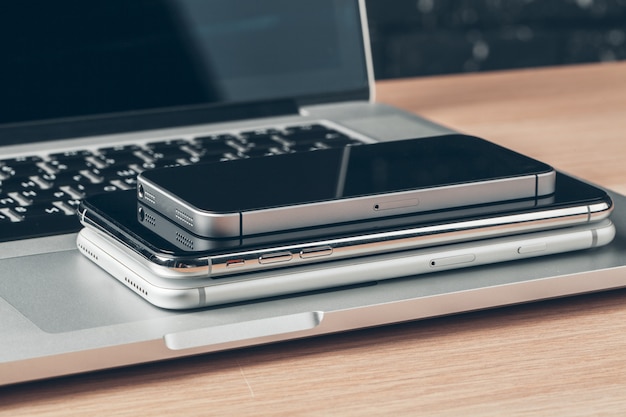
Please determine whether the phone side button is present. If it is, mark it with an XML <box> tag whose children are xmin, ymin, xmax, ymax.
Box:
<box><xmin>299</xmin><ymin>246</ymin><xmax>333</xmax><ymax>259</ymax></box>
<box><xmin>259</xmin><ymin>251</ymin><xmax>293</xmax><ymax>264</ymax></box>
<box><xmin>226</xmin><ymin>259</ymin><xmax>246</xmax><ymax>268</ymax></box>
<box><xmin>430</xmin><ymin>254</ymin><xmax>476</xmax><ymax>268</ymax></box>
<box><xmin>517</xmin><ymin>242</ymin><xmax>547</xmax><ymax>254</ymax></box>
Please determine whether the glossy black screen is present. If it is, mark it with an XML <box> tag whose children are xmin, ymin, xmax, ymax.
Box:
<box><xmin>140</xmin><ymin>134</ymin><xmax>554</xmax><ymax>212</ymax></box>
<box><xmin>0</xmin><ymin>0</ymin><xmax>367</xmax><ymax>143</ymax></box>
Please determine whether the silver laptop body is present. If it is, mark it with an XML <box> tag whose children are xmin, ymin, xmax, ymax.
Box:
<box><xmin>2</xmin><ymin>0</ymin><xmax>626</xmax><ymax>386</ymax></box>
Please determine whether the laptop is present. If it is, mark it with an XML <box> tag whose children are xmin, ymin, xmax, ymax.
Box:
<box><xmin>2</xmin><ymin>0</ymin><xmax>626</xmax><ymax>386</ymax></box>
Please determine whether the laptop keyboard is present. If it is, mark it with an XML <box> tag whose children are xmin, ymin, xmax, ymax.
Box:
<box><xmin>0</xmin><ymin>123</ymin><xmax>364</xmax><ymax>242</ymax></box>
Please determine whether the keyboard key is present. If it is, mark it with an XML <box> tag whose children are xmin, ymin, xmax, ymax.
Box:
<box><xmin>1</xmin><ymin>200</ymin><xmax>79</xmax><ymax>224</ymax></box>
<box><xmin>244</xmin><ymin>145</ymin><xmax>281</xmax><ymax>157</ymax></box>
<box><xmin>17</xmin><ymin>202</ymin><xmax>74</xmax><ymax>219</ymax></box>
<box><xmin>132</xmin><ymin>159</ymin><xmax>183</xmax><ymax>171</ymax></box>
<box><xmin>146</xmin><ymin>140</ymin><xmax>194</xmax><ymax>160</ymax></box>
<box><xmin>195</xmin><ymin>133</ymin><xmax>238</xmax><ymax>143</ymax></box>
<box><xmin>0</xmin><ymin>163</ymin><xmax>47</xmax><ymax>179</ymax></box>
<box><xmin>44</xmin><ymin>171</ymin><xmax>99</xmax><ymax>188</ymax></box>
<box><xmin>0</xmin><ymin>176</ymin><xmax>46</xmax><ymax>194</ymax></box>
<box><xmin>282</xmin><ymin>129</ymin><xmax>334</xmax><ymax>143</ymax></box>
<box><xmin>0</xmin><ymin>156</ymin><xmax>44</xmax><ymax>166</ymax></box>
<box><xmin>193</xmin><ymin>137</ymin><xmax>238</xmax><ymax>156</ymax></box>
<box><xmin>0</xmin><ymin>211</ymin><xmax>11</xmax><ymax>223</ymax></box>
<box><xmin>97</xmin><ymin>145</ymin><xmax>146</xmax><ymax>166</ymax></box>
<box><xmin>283</xmin><ymin>141</ymin><xmax>323</xmax><ymax>152</ymax></box>
<box><xmin>102</xmin><ymin>154</ymin><xmax>147</xmax><ymax>168</ymax></box>
<box><xmin>283</xmin><ymin>124</ymin><xmax>327</xmax><ymax>133</ymax></box>
<box><xmin>239</xmin><ymin>129</ymin><xmax>281</xmax><ymax>141</ymax></box>
<box><xmin>318</xmin><ymin>134</ymin><xmax>361</xmax><ymax>148</ymax></box>
<box><xmin>92</xmin><ymin>166</ymin><xmax>141</xmax><ymax>181</ymax></box>
<box><xmin>187</xmin><ymin>153</ymin><xmax>227</xmax><ymax>164</ymax></box>
<box><xmin>44</xmin><ymin>158</ymin><xmax>95</xmax><ymax>173</ymax></box>
<box><xmin>145</xmin><ymin>139</ymin><xmax>189</xmax><ymax>151</ymax></box>
<box><xmin>48</xmin><ymin>150</ymin><xmax>94</xmax><ymax>161</ymax></box>
<box><xmin>0</xmin><ymin>195</ymin><xmax>20</xmax><ymax>208</ymax></box>
<box><xmin>146</xmin><ymin>149</ymin><xmax>191</xmax><ymax>162</ymax></box>
<box><xmin>244</xmin><ymin>134</ymin><xmax>281</xmax><ymax>149</ymax></box>
<box><xmin>62</xmin><ymin>182</ymin><xmax>127</xmax><ymax>199</ymax></box>
<box><xmin>98</xmin><ymin>144</ymin><xmax>142</xmax><ymax>154</ymax></box>
<box><xmin>8</xmin><ymin>189</ymin><xmax>75</xmax><ymax>205</ymax></box>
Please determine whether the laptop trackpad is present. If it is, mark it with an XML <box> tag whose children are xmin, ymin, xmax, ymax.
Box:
<box><xmin>0</xmin><ymin>249</ymin><xmax>177</xmax><ymax>333</ymax></box>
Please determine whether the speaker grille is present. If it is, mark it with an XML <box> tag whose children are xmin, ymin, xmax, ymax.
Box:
<box><xmin>77</xmin><ymin>242</ymin><xmax>99</xmax><ymax>261</ymax></box>
<box><xmin>175</xmin><ymin>232</ymin><xmax>194</xmax><ymax>250</ymax></box>
<box><xmin>175</xmin><ymin>209</ymin><xmax>194</xmax><ymax>227</ymax></box>
<box><xmin>124</xmin><ymin>276</ymin><xmax>148</xmax><ymax>296</ymax></box>
<box><xmin>143</xmin><ymin>211</ymin><xmax>157</xmax><ymax>227</ymax></box>
<box><xmin>143</xmin><ymin>190</ymin><xmax>156</xmax><ymax>204</ymax></box>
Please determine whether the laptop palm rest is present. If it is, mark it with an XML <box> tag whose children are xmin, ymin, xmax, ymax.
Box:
<box><xmin>0</xmin><ymin>251</ymin><xmax>174</xmax><ymax>333</ymax></box>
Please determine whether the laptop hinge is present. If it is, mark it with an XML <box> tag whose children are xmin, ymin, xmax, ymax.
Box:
<box><xmin>1</xmin><ymin>99</ymin><xmax>300</xmax><ymax>145</ymax></box>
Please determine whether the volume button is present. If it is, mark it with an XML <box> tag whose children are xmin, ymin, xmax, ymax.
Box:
<box><xmin>258</xmin><ymin>251</ymin><xmax>293</xmax><ymax>264</ymax></box>
<box><xmin>299</xmin><ymin>245</ymin><xmax>333</xmax><ymax>259</ymax></box>
<box><xmin>517</xmin><ymin>242</ymin><xmax>547</xmax><ymax>254</ymax></box>
<box><xmin>429</xmin><ymin>254</ymin><xmax>476</xmax><ymax>267</ymax></box>
<box><xmin>225</xmin><ymin>259</ymin><xmax>246</xmax><ymax>268</ymax></box>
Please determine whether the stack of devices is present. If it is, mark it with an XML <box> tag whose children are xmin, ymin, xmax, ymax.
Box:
<box><xmin>76</xmin><ymin>133</ymin><xmax>615</xmax><ymax>309</ymax></box>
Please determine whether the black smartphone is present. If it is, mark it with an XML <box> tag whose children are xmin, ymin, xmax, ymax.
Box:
<box><xmin>136</xmin><ymin>134</ymin><xmax>557</xmax><ymax>238</ymax></box>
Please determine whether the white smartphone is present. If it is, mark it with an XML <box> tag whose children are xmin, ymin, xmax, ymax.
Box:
<box><xmin>78</xmin><ymin>173</ymin><xmax>612</xmax><ymax>279</ymax></box>
<box><xmin>136</xmin><ymin>134</ymin><xmax>556</xmax><ymax>237</ymax></box>
<box><xmin>76</xmin><ymin>219</ymin><xmax>616</xmax><ymax>310</ymax></box>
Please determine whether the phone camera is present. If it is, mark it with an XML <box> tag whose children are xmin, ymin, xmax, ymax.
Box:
<box><xmin>138</xmin><ymin>184</ymin><xmax>145</xmax><ymax>199</ymax></box>
<box><xmin>138</xmin><ymin>207</ymin><xmax>145</xmax><ymax>222</ymax></box>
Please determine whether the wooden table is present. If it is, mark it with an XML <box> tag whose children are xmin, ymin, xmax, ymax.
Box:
<box><xmin>3</xmin><ymin>62</ymin><xmax>626</xmax><ymax>416</ymax></box>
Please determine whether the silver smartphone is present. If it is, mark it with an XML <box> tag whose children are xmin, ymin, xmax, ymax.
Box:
<box><xmin>78</xmin><ymin>173</ymin><xmax>612</xmax><ymax>280</ymax></box>
<box><xmin>136</xmin><ymin>134</ymin><xmax>556</xmax><ymax>238</ymax></box>
<box><xmin>76</xmin><ymin>219</ymin><xmax>616</xmax><ymax>310</ymax></box>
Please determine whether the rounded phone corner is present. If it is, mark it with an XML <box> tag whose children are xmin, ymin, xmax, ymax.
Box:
<box><xmin>536</xmin><ymin>170</ymin><xmax>557</xmax><ymax>197</ymax></box>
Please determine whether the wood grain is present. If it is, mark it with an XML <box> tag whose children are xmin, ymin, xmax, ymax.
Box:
<box><xmin>3</xmin><ymin>62</ymin><xmax>626</xmax><ymax>416</ymax></box>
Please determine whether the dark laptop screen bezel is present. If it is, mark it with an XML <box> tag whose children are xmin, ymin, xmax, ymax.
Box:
<box><xmin>0</xmin><ymin>0</ymin><xmax>370</xmax><ymax>145</ymax></box>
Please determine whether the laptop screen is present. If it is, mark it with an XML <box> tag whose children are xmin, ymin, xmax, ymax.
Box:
<box><xmin>1</xmin><ymin>0</ymin><xmax>368</xmax><ymax>143</ymax></box>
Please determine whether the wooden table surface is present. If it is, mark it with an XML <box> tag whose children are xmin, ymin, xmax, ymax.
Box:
<box><xmin>2</xmin><ymin>62</ymin><xmax>626</xmax><ymax>416</ymax></box>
